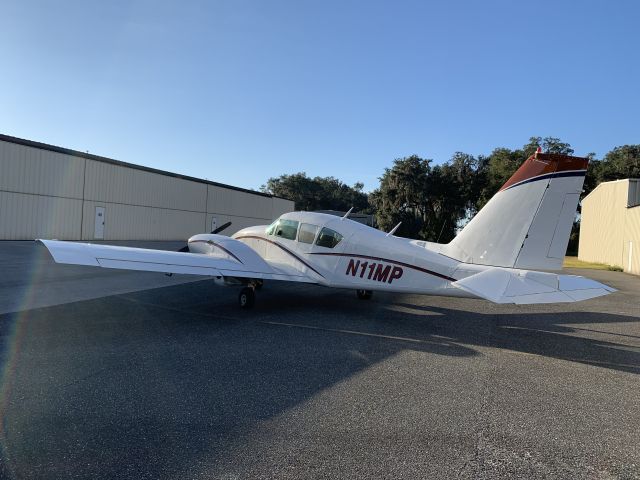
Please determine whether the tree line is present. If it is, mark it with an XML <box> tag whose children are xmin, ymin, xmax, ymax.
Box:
<box><xmin>261</xmin><ymin>137</ymin><xmax>640</xmax><ymax>250</ymax></box>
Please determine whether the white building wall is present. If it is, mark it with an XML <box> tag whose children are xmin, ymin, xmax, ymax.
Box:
<box><xmin>0</xmin><ymin>136</ymin><xmax>294</xmax><ymax>241</ymax></box>
<box><xmin>207</xmin><ymin>184</ymin><xmax>274</xmax><ymax>219</ymax></box>
<box><xmin>84</xmin><ymin>160</ymin><xmax>207</xmax><ymax>212</ymax></box>
<box><xmin>0</xmin><ymin>140</ymin><xmax>85</xmax><ymax>239</ymax></box>
<box><xmin>0</xmin><ymin>140</ymin><xmax>84</xmax><ymax>198</ymax></box>
<box><xmin>80</xmin><ymin>201</ymin><xmax>206</xmax><ymax>241</ymax></box>
<box><xmin>0</xmin><ymin>191</ymin><xmax>82</xmax><ymax>240</ymax></box>
<box><xmin>204</xmin><ymin>185</ymin><xmax>294</xmax><ymax>236</ymax></box>
<box><xmin>272</xmin><ymin>197</ymin><xmax>295</xmax><ymax>218</ymax></box>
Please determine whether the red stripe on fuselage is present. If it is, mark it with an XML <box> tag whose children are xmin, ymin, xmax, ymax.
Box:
<box><xmin>309</xmin><ymin>252</ymin><xmax>456</xmax><ymax>282</ymax></box>
<box><xmin>236</xmin><ymin>236</ymin><xmax>456</xmax><ymax>283</ymax></box>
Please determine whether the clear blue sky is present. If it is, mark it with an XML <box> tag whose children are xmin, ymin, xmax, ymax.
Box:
<box><xmin>1</xmin><ymin>1</ymin><xmax>638</xmax><ymax>192</ymax></box>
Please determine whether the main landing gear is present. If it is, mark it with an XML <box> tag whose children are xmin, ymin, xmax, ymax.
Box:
<box><xmin>238</xmin><ymin>279</ymin><xmax>263</xmax><ymax>308</ymax></box>
<box><xmin>356</xmin><ymin>289</ymin><xmax>373</xmax><ymax>300</ymax></box>
<box><xmin>238</xmin><ymin>287</ymin><xmax>255</xmax><ymax>308</ymax></box>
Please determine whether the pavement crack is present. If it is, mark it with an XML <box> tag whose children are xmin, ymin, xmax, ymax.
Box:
<box><xmin>456</xmin><ymin>312</ymin><xmax>501</xmax><ymax>479</ymax></box>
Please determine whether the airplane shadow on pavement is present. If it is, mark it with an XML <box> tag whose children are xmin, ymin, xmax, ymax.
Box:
<box><xmin>0</xmin><ymin>279</ymin><xmax>638</xmax><ymax>479</ymax></box>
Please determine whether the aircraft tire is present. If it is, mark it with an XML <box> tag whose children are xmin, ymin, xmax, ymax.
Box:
<box><xmin>239</xmin><ymin>287</ymin><xmax>256</xmax><ymax>308</ymax></box>
<box><xmin>356</xmin><ymin>289</ymin><xmax>373</xmax><ymax>300</ymax></box>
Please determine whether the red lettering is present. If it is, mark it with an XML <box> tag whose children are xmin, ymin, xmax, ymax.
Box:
<box><xmin>388</xmin><ymin>266</ymin><xmax>403</xmax><ymax>283</ymax></box>
<box><xmin>346</xmin><ymin>259</ymin><xmax>359</xmax><ymax>276</ymax></box>
<box><xmin>367</xmin><ymin>262</ymin><xmax>376</xmax><ymax>279</ymax></box>
<box><xmin>359</xmin><ymin>261</ymin><xmax>368</xmax><ymax>278</ymax></box>
<box><xmin>347</xmin><ymin>260</ymin><xmax>403</xmax><ymax>284</ymax></box>
<box><xmin>372</xmin><ymin>264</ymin><xmax>391</xmax><ymax>282</ymax></box>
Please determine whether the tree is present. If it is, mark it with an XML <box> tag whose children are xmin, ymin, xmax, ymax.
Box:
<box><xmin>370</xmin><ymin>153</ymin><xmax>482</xmax><ymax>242</ymax></box>
<box><xmin>261</xmin><ymin>172</ymin><xmax>369</xmax><ymax>212</ymax></box>
<box><xmin>475</xmin><ymin>137</ymin><xmax>576</xmax><ymax>211</ymax></box>
<box><xmin>523</xmin><ymin>136</ymin><xmax>574</xmax><ymax>156</ymax></box>
<box><xmin>261</xmin><ymin>136</ymin><xmax>638</xmax><ymax>253</ymax></box>
<box><xmin>599</xmin><ymin>145</ymin><xmax>640</xmax><ymax>181</ymax></box>
<box><xmin>475</xmin><ymin>147</ymin><xmax>524</xmax><ymax>209</ymax></box>
<box><xmin>369</xmin><ymin>155</ymin><xmax>431</xmax><ymax>239</ymax></box>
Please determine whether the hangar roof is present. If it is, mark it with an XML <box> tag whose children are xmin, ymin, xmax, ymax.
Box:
<box><xmin>583</xmin><ymin>178</ymin><xmax>640</xmax><ymax>208</ymax></box>
<box><xmin>0</xmin><ymin>133</ymin><xmax>288</xmax><ymax>200</ymax></box>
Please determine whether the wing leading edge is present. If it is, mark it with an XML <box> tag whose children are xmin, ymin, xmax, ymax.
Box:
<box><xmin>37</xmin><ymin>239</ymin><xmax>316</xmax><ymax>283</ymax></box>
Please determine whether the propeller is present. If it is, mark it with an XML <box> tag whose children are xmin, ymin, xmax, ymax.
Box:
<box><xmin>177</xmin><ymin>221</ymin><xmax>233</xmax><ymax>252</ymax></box>
<box><xmin>211</xmin><ymin>221</ymin><xmax>232</xmax><ymax>234</ymax></box>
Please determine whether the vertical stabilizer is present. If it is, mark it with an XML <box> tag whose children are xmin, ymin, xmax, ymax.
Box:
<box><xmin>443</xmin><ymin>151</ymin><xmax>588</xmax><ymax>270</ymax></box>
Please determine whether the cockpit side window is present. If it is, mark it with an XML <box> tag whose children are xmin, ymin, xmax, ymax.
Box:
<box><xmin>297</xmin><ymin>223</ymin><xmax>319</xmax><ymax>244</ymax></box>
<box><xmin>273</xmin><ymin>219</ymin><xmax>299</xmax><ymax>240</ymax></box>
<box><xmin>315</xmin><ymin>227</ymin><xmax>343</xmax><ymax>248</ymax></box>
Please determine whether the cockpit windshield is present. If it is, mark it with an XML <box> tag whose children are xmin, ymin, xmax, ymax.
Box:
<box><xmin>266</xmin><ymin>218</ymin><xmax>299</xmax><ymax>240</ymax></box>
<box><xmin>265</xmin><ymin>219</ymin><xmax>278</xmax><ymax>236</ymax></box>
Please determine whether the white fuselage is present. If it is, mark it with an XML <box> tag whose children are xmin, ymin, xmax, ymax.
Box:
<box><xmin>188</xmin><ymin>211</ymin><xmax>478</xmax><ymax>298</ymax></box>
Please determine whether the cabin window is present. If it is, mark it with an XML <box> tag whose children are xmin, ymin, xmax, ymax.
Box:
<box><xmin>298</xmin><ymin>223</ymin><xmax>319</xmax><ymax>244</ymax></box>
<box><xmin>315</xmin><ymin>227</ymin><xmax>343</xmax><ymax>248</ymax></box>
<box><xmin>274</xmin><ymin>219</ymin><xmax>299</xmax><ymax>240</ymax></box>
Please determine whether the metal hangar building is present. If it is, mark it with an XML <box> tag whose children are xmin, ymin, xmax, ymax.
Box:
<box><xmin>579</xmin><ymin>178</ymin><xmax>640</xmax><ymax>274</ymax></box>
<box><xmin>0</xmin><ymin>134</ymin><xmax>294</xmax><ymax>241</ymax></box>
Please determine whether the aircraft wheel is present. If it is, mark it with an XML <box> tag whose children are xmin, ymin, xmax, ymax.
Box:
<box><xmin>356</xmin><ymin>289</ymin><xmax>373</xmax><ymax>300</ymax></box>
<box><xmin>239</xmin><ymin>287</ymin><xmax>255</xmax><ymax>309</ymax></box>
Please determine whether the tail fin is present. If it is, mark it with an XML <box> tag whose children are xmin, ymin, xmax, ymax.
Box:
<box><xmin>443</xmin><ymin>150</ymin><xmax>588</xmax><ymax>270</ymax></box>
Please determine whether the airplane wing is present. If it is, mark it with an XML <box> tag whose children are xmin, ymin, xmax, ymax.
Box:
<box><xmin>37</xmin><ymin>239</ymin><xmax>317</xmax><ymax>284</ymax></box>
<box><xmin>451</xmin><ymin>267</ymin><xmax>616</xmax><ymax>304</ymax></box>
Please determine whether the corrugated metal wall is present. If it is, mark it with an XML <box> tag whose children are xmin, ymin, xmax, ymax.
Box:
<box><xmin>0</xmin><ymin>137</ymin><xmax>294</xmax><ymax>240</ymax></box>
<box><xmin>579</xmin><ymin>179</ymin><xmax>640</xmax><ymax>274</ymax></box>
<box><xmin>623</xmin><ymin>205</ymin><xmax>640</xmax><ymax>274</ymax></box>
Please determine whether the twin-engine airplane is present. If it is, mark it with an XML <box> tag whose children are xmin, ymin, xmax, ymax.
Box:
<box><xmin>39</xmin><ymin>149</ymin><xmax>615</xmax><ymax>308</ymax></box>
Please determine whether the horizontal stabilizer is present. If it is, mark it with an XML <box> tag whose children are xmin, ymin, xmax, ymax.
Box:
<box><xmin>451</xmin><ymin>267</ymin><xmax>616</xmax><ymax>304</ymax></box>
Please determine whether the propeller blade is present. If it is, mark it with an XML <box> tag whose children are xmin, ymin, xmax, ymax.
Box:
<box><xmin>176</xmin><ymin>220</ymin><xmax>232</xmax><ymax>252</ymax></box>
<box><xmin>212</xmin><ymin>221</ymin><xmax>232</xmax><ymax>234</ymax></box>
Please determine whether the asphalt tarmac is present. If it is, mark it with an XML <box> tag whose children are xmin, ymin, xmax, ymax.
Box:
<box><xmin>0</xmin><ymin>241</ymin><xmax>638</xmax><ymax>479</ymax></box>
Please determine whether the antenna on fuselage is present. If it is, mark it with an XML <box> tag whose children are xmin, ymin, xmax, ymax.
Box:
<box><xmin>386</xmin><ymin>222</ymin><xmax>402</xmax><ymax>237</ymax></box>
<box><xmin>341</xmin><ymin>207</ymin><xmax>354</xmax><ymax>220</ymax></box>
